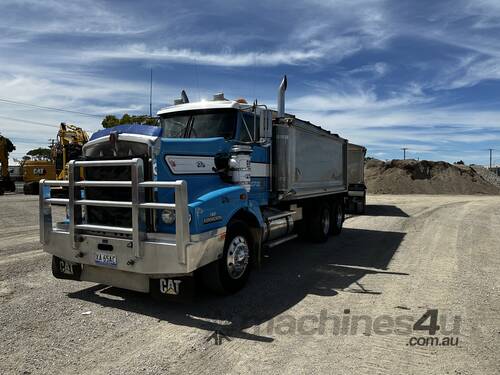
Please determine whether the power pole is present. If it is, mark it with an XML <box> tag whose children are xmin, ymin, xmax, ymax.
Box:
<box><xmin>149</xmin><ymin>68</ymin><xmax>153</xmax><ymax>118</ymax></box>
<box><xmin>488</xmin><ymin>148</ymin><xmax>494</xmax><ymax>169</ymax></box>
<box><xmin>401</xmin><ymin>147</ymin><xmax>408</xmax><ymax>160</ymax></box>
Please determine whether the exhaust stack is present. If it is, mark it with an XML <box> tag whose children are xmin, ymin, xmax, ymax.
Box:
<box><xmin>174</xmin><ymin>90</ymin><xmax>190</xmax><ymax>105</ymax></box>
<box><xmin>277</xmin><ymin>75</ymin><xmax>287</xmax><ymax>117</ymax></box>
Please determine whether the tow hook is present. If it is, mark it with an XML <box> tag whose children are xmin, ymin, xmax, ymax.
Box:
<box><xmin>127</xmin><ymin>259</ymin><xmax>135</xmax><ymax>266</ymax></box>
<box><xmin>75</xmin><ymin>251</ymin><xmax>84</xmax><ymax>258</ymax></box>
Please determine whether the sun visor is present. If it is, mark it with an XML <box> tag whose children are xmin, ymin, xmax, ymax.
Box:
<box><xmin>90</xmin><ymin>124</ymin><xmax>162</xmax><ymax>141</ymax></box>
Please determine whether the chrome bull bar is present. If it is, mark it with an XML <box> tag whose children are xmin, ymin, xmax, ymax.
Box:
<box><xmin>39</xmin><ymin>158</ymin><xmax>190</xmax><ymax>263</ymax></box>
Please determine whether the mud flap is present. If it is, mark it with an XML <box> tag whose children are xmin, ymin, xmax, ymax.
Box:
<box><xmin>150</xmin><ymin>276</ymin><xmax>195</xmax><ymax>302</ymax></box>
<box><xmin>52</xmin><ymin>256</ymin><xmax>82</xmax><ymax>281</ymax></box>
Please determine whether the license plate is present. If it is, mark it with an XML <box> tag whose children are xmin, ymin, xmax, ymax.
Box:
<box><xmin>95</xmin><ymin>252</ymin><xmax>117</xmax><ymax>266</ymax></box>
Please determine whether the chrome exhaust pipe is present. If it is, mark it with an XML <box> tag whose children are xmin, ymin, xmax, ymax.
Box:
<box><xmin>277</xmin><ymin>75</ymin><xmax>287</xmax><ymax>117</ymax></box>
<box><xmin>181</xmin><ymin>90</ymin><xmax>189</xmax><ymax>103</ymax></box>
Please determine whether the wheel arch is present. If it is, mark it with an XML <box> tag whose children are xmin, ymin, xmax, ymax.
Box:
<box><xmin>227</xmin><ymin>207</ymin><xmax>263</xmax><ymax>267</ymax></box>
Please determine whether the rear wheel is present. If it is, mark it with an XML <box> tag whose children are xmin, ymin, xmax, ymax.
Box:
<box><xmin>308</xmin><ymin>202</ymin><xmax>331</xmax><ymax>243</ymax></box>
<box><xmin>330</xmin><ymin>200</ymin><xmax>344</xmax><ymax>235</ymax></box>
<box><xmin>200</xmin><ymin>221</ymin><xmax>252</xmax><ymax>294</ymax></box>
<box><xmin>356</xmin><ymin>194</ymin><xmax>366</xmax><ymax>214</ymax></box>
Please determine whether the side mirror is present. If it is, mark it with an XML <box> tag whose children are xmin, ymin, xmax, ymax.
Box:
<box><xmin>213</xmin><ymin>152</ymin><xmax>231</xmax><ymax>182</ymax></box>
<box><xmin>213</xmin><ymin>152</ymin><xmax>229</xmax><ymax>172</ymax></box>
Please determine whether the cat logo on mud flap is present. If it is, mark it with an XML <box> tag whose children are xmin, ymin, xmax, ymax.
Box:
<box><xmin>159</xmin><ymin>279</ymin><xmax>182</xmax><ymax>295</ymax></box>
<box><xmin>59</xmin><ymin>260</ymin><xmax>73</xmax><ymax>275</ymax></box>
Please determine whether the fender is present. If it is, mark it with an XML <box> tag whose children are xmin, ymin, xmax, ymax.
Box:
<box><xmin>190</xmin><ymin>185</ymin><xmax>253</xmax><ymax>233</ymax></box>
<box><xmin>191</xmin><ymin>186</ymin><xmax>265</xmax><ymax>266</ymax></box>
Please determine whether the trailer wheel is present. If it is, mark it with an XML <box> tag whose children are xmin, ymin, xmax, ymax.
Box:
<box><xmin>330</xmin><ymin>201</ymin><xmax>344</xmax><ymax>236</ymax></box>
<box><xmin>356</xmin><ymin>194</ymin><xmax>366</xmax><ymax>214</ymax></box>
<box><xmin>308</xmin><ymin>203</ymin><xmax>331</xmax><ymax>243</ymax></box>
<box><xmin>200</xmin><ymin>220</ymin><xmax>252</xmax><ymax>294</ymax></box>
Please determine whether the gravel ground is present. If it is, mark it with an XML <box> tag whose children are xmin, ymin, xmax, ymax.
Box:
<box><xmin>0</xmin><ymin>194</ymin><xmax>499</xmax><ymax>375</ymax></box>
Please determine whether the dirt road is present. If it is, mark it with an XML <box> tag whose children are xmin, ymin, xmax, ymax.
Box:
<box><xmin>1</xmin><ymin>194</ymin><xmax>498</xmax><ymax>374</ymax></box>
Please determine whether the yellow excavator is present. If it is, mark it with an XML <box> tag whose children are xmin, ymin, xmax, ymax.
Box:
<box><xmin>0</xmin><ymin>135</ymin><xmax>16</xmax><ymax>195</ymax></box>
<box><xmin>52</xmin><ymin>123</ymin><xmax>89</xmax><ymax>181</ymax></box>
<box><xmin>22</xmin><ymin>159</ymin><xmax>56</xmax><ymax>194</ymax></box>
<box><xmin>23</xmin><ymin>123</ymin><xmax>89</xmax><ymax>194</ymax></box>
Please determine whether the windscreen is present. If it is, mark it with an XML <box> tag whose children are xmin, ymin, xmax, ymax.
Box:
<box><xmin>159</xmin><ymin>109</ymin><xmax>236</xmax><ymax>139</ymax></box>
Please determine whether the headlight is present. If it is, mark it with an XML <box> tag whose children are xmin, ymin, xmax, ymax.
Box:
<box><xmin>160</xmin><ymin>209</ymin><xmax>192</xmax><ymax>224</ymax></box>
<box><xmin>161</xmin><ymin>209</ymin><xmax>176</xmax><ymax>224</ymax></box>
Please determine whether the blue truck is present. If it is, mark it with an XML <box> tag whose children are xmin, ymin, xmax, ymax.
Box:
<box><xmin>40</xmin><ymin>76</ymin><xmax>359</xmax><ymax>296</ymax></box>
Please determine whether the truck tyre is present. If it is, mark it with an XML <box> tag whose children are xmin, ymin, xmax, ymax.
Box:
<box><xmin>356</xmin><ymin>194</ymin><xmax>366</xmax><ymax>214</ymax></box>
<box><xmin>200</xmin><ymin>220</ymin><xmax>252</xmax><ymax>294</ymax></box>
<box><xmin>330</xmin><ymin>200</ymin><xmax>344</xmax><ymax>236</ymax></box>
<box><xmin>0</xmin><ymin>186</ymin><xmax>4</xmax><ymax>195</ymax></box>
<box><xmin>7</xmin><ymin>180</ymin><xmax>15</xmax><ymax>192</ymax></box>
<box><xmin>23</xmin><ymin>182</ymin><xmax>38</xmax><ymax>195</ymax></box>
<box><xmin>308</xmin><ymin>202</ymin><xmax>331</xmax><ymax>243</ymax></box>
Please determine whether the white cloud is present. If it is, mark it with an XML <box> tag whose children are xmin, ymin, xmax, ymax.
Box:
<box><xmin>348</xmin><ymin>62</ymin><xmax>389</xmax><ymax>78</ymax></box>
<box><xmin>439</xmin><ymin>56</ymin><xmax>500</xmax><ymax>89</ymax></box>
<box><xmin>78</xmin><ymin>44</ymin><xmax>326</xmax><ymax>67</ymax></box>
<box><xmin>0</xmin><ymin>0</ymin><xmax>153</xmax><ymax>37</ymax></box>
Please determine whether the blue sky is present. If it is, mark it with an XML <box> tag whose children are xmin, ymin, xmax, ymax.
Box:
<box><xmin>1</xmin><ymin>0</ymin><xmax>499</xmax><ymax>165</ymax></box>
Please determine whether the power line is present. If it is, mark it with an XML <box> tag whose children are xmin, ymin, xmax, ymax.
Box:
<box><xmin>0</xmin><ymin>115</ymin><xmax>59</xmax><ymax>128</ymax></box>
<box><xmin>0</xmin><ymin>98</ymin><xmax>103</xmax><ymax>118</ymax></box>
<box><xmin>487</xmin><ymin>148</ymin><xmax>495</xmax><ymax>169</ymax></box>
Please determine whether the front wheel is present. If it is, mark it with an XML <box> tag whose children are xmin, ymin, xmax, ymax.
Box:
<box><xmin>200</xmin><ymin>221</ymin><xmax>252</xmax><ymax>294</ymax></box>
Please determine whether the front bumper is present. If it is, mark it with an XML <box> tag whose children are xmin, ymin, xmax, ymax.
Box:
<box><xmin>45</xmin><ymin>226</ymin><xmax>226</xmax><ymax>274</ymax></box>
<box><xmin>45</xmin><ymin>227</ymin><xmax>225</xmax><ymax>292</ymax></box>
<box><xmin>39</xmin><ymin>157</ymin><xmax>226</xmax><ymax>292</ymax></box>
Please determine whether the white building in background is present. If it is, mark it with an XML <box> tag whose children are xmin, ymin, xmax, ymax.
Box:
<box><xmin>8</xmin><ymin>162</ymin><xmax>22</xmax><ymax>181</ymax></box>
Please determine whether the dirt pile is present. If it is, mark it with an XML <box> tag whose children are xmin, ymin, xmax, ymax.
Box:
<box><xmin>471</xmin><ymin>165</ymin><xmax>500</xmax><ymax>189</ymax></box>
<box><xmin>365</xmin><ymin>159</ymin><xmax>500</xmax><ymax>194</ymax></box>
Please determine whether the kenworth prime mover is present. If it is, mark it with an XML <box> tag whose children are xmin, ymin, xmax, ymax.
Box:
<box><xmin>40</xmin><ymin>76</ymin><xmax>359</xmax><ymax>296</ymax></box>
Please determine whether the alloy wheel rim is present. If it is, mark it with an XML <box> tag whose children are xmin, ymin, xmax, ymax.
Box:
<box><xmin>226</xmin><ymin>235</ymin><xmax>249</xmax><ymax>279</ymax></box>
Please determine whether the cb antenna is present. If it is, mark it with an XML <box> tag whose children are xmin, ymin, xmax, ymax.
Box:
<box><xmin>149</xmin><ymin>68</ymin><xmax>153</xmax><ymax>118</ymax></box>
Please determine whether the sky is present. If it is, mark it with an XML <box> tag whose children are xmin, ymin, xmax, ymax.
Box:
<box><xmin>1</xmin><ymin>0</ymin><xmax>500</xmax><ymax>165</ymax></box>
